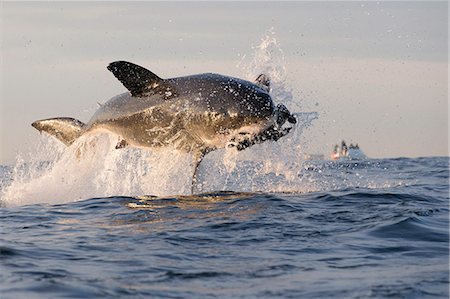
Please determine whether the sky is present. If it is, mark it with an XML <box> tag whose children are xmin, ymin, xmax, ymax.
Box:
<box><xmin>0</xmin><ymin>1</ymin><xmax>448</xmax><ymax>164</ymax></box>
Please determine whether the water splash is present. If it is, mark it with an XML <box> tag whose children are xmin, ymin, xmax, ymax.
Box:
<box><xmin>1</xmin><ymin>133</ymin><xmax>194</xmax><ymax>206</ymax></box>
<box><xmin>1</xmin><ymin>32</ymin><xmax>320</xmax><ymax>207</ymax></box>
<box><xmin>238</xmin><ymin>28</ymin><xmax>297</xmax><ymax>110</ymax></box>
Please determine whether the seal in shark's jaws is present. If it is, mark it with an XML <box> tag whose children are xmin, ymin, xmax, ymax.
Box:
<box><xmin>32</xmin><ymin>61</ymin><xmax>297</xmax><ymax>193</ymax></box>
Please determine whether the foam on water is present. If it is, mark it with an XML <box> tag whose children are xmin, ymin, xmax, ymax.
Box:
<box><xmin>1</xmin><ymin>33</ymin><xmax>334</xmax><ymax>207</ymax></box>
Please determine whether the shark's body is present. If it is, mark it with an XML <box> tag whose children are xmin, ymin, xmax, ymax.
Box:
<box><xmin>32</xmin><ymin>61</ymin><xmax>296</xmax><ymax>192</ymax></box>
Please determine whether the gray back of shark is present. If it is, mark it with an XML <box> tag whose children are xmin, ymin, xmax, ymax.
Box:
<box><xmin>32</xmin><ymin>61</ymin><xmax>297</xmax><ymax>193</ymax></box>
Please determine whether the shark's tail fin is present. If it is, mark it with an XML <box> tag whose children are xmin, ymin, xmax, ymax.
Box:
<box><xmin>31</xmin><ymin>117</ymin><xmax>86</xmax><ymax>146</ymax></box>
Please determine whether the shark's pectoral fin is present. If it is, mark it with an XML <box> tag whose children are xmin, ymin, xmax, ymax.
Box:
<box><xmin>107</xmin><ymin>61</ymin><xmax>164</xmax><ymax>97</ymax></box>
<box><xmin>191</xmin><ymin>149</ymin><xmax>209</xmax><ymax>194</ymax></box>
<box><xmin>31</xmin><ymin>117</ymin><xmax>85</xmax><ymax>146</ymax></box>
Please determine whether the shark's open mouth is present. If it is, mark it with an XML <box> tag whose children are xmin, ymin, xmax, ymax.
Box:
<box><xmin>227</xmin><ymin>124</ymin><xmax>295</xmax><ymax>151</ymax></box>
<box><xmin>227</xmin><ymin>107</ymin><xmax>297</xmax><ymax>151</ymax></box>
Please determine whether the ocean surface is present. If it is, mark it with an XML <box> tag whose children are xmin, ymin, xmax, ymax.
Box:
<box><xmin>1</xmin><ymin>35</ymin><xmax>449</xmax><ymax>298</ymax></box>
<box><xmin>0</xmin><ymin>156</ymin><xmax>448</xmax><ymax>298</ymax></box>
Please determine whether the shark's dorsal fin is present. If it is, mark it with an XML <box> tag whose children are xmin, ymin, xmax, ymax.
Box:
<box><xmin>107</xmin><ymin>61</ymin><xmax>164</xmax><ymax>97</ymax></box>
<box><xmin>255</xmin><ymin>74</ymin><xmax>270</xmax><ymax>92</ymax></box>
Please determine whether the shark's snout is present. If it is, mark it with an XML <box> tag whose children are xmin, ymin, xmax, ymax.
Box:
<box><xmin>287</xmin><ymin>114</ymin><xmax>297</xmax><ymax>124</ymax></box>
<box><xmin>275</xmin><ymin>104</ymin><xmax>296</xmax><ymax>126</ymax></box>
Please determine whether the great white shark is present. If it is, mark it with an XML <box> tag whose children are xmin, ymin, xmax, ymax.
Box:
<box><xmin>32</xmin><ymin>61</ymin><xmax>297</xmax><ymax>192</ymax></box>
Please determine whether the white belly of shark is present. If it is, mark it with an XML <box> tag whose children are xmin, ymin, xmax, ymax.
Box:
<box><xmin>32</xmin><ymin>61</ymin><xmax>297</xmax><ymax>192</ymax></box>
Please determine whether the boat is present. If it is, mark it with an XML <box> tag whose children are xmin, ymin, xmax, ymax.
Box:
<box><xmin>331</xmin><ymin>140</ymin><xmax>367</xmax><ymax>160</ymax></box>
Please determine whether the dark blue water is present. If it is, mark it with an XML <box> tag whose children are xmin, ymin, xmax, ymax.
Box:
<box><xmin>1</xmin><ymin>157</ymin><xmax>448</xmax><ymax>298</ymax></box>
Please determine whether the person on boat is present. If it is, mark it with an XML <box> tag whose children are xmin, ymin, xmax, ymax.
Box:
<box><xmin>341</xmin><ymin>140</ymin><xmax>348</xmax><ymax>156</ymax></box>
<box><xmin>334</xmin><ymin>144</ymin><xmax>339</xmax><ymax>154</ymax></box>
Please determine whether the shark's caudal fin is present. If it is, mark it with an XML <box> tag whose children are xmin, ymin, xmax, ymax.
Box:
<box><xmin>31</xmin><ymin>117</ymin><xmax>86</xmax><ymax>146</ymax></box>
